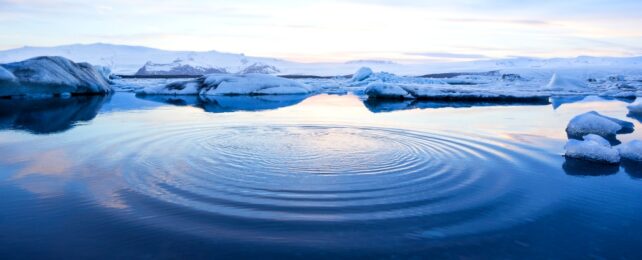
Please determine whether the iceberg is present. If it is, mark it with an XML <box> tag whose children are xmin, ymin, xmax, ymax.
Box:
<box><xmin>137</xmin><ymin>73</ymin><xmax>314</xmax><ymax>96</ymax></box>
<box><xmin>564</xmin><ymin>134</ymin><xmax>620</xmax><ymax>164</ymax></box>
<box><xmin>566</xmin><ymin>111</ymin><xmax>634</xmax><ymax>138</ymax></box>
<box><xmin>351</xmin><ymin>67</ymin><xmax>373</xmax><ymax>82</ymax></box>
<box><xmin>364</xmin><ymin>82</ymin><xmax>413</xmax><ymax>99</ymax></box>
<box><xmin>543</xmin><ymin>73</ymin><xmax>588</xmax><ymax>92</ymax></box>
<box><xmin>0</xmin><ymin>56</ymin><xmax>112</xmax><ymax>97</ymax></box>
<box><xmin>619</xmin><ymin>140</ymin><xmax>642</xmax><ymax>161</ymax></box>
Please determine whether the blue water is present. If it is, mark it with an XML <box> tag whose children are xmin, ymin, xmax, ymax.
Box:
<box><xmin>0</xmin><ymin>91</ymin><xmax>641</xmax><ymax>258</ymax></box>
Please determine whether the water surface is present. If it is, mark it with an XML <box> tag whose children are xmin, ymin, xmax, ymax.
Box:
<box><xmin>0</xmin><ymin>91</ymin><xmax>641</xmax><ymax>258</ymax></box>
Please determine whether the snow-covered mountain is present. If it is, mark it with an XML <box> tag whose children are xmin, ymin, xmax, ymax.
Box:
<box><xmin>1</xmin><ymin>43</ymin><xmax>642</xmax><ymax>77</ymax></box>
<box><xmin>0</xmin><ymin>43</ymin><xmax>291</xmax><ymax>75</ymax></box>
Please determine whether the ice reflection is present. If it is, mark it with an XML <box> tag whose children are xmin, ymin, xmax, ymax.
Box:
<box><xmin>136</xmin><ymin>94</ymin><xmax>311</xmax><ymax>113</ymax></box>
<box><xmin>363</xmin><ymin>98</ymin><xmax>550</xmax><ymax>113</ymax></box>
<box><xmin>0</xmin><ymin>95</ymin><xmax>107</xmax><ymax>134</ymax></box>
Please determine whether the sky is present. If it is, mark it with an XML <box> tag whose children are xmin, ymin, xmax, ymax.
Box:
<box><xmin>1</xmin><ymin>0</ymin><xmax>642</xmax><ymax>62</ymax></box>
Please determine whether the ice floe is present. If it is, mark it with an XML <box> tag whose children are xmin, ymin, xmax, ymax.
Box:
<box><xmin>619</xmin><ymin>140</ymin><xmax>642</xmax><ymax>161</ymax></box>
<box><xmin>137</xmin><ymin>73</ymin><xmax>314</xmax><ymax>96</ymax></box>
<box><xmin>566</xmin><ymin>111</ymin><xmax>634</xmax><ymax>138</ymax></box>
<box><xmin>351</xmin><ymin>67</ymin><xmax>374</xmax><ymax>82</ymax></box>
<box><xmin>0</xmin><ymin>56</ymin><xmax>112</xmax><ymax>97</ymax></box>
<box><xmin>364</xmin><ymin>82</ymin><xmax>413</xmax><ymax>99</ymax></box>
<box><xmin>542</xmin><ymin>73</ymin><xmax>588</xmax><ymax>92</ymax></box>
<box><xmin>564</xmin><ymin>134</ymin><xmax>620</xmax><ymax>164</ymax></box>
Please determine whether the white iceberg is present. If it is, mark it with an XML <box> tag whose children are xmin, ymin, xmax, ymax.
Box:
<box><xmin>627</xmin><ymin>99</ymin><xmax>642</xmax><ymax>113</ymax></box>
<box><xmin>566</xmin><ymin>111</ymin><xmax>634</xmax><ymax>138</ymax></box>
<box><xmin>137</xmin><ymin>73</ymin><xmax>313</xmax><ymax>96</ymax></box>
<box><xmin>0</xmin><ymin>56</ymin><xmax>112</xmax><ymax>97</ymax></box>
<box><xmin>351</xmin><ymin>67</ymin><xmax>373</xmax><ymax>82</ymax></box>
<box><xmin>543</xmin><ymin>73</ymin><xmax>588</xmax><ymax>92</ymax></box>
<box><xmin>364</xmin><ymin>82</ymin><xmax>413</xmax><ymax>99</ymax></box>
<box><xmin>565</xmin><ymin>134</ymin><xmax>620</xmax><ymax>164</ymax></box>
<box><xmin>619</xmin><ymin>140</ymin><xmax>642</xmax><ymax>161</ymax></box>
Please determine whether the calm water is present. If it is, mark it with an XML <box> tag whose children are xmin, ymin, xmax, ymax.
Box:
<box><xmin>0</xmin><ymin>91</ymin><xmax>641</xmax><ymax>259</ymax></box>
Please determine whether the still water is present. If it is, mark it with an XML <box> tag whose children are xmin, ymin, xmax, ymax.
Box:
<box><xmin>0</xmin><ymin>91</ymin><xmax>641</xmax><ymax>258</ymax></box>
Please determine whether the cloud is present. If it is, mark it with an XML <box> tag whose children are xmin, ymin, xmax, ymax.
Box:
<box><xmin>443</xmin><ymin>18</ymin><xmax>550</xmax><ymax>26</ymax></box>
<box><xmin>405</xmin><ymin>52</ymin><xmax>490</xmax><ymax>59</ymax></box>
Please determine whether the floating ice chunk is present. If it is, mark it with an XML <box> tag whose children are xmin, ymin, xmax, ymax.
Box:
<box><xmin>201</xmin><ymin>74</ymin><xmax>312</xmax><ymax>95</ymax></box>
<box><xmin>582</xmin><ymin>134</ymin><xmax>612</xmax><ymax>147</ymax></box>
<box><xmin>137</xmin><ymin>73</ymin><xmax>312</xmax><ymax>96</ymax></box>
<box><xmin>628</xmin><ymin>99</ymin><xmax>642</xmax><ymax>113</ymax></box>
<box><xmin>351</xmin><ymin>67</ymin><xmax>373</xmax><ymax>82</ymax></box>
<box><xmin>94</xmin><ymin>65</ymin><xmax>113</xmax><ymax>81</ymax></box>
<box><xmin>565</xmin><ymin>134</ymin><xmax>620</xmax><ymax>164</ymax></box>
<box><xmin>0</xmin><ymin>56</ymin><xmax>112</xmax><ymax>97</ymax></box>
<box><xmin>364</xmin><ymin>82</ymin><xmax>413</xmax><ymax>99</ymax></box>
<box><xmin>619</xmin><ymin>140</ymin><xmax>642</xmax><ymax>161</ymax></box>
<box><xmin>543</xmin><ymin>73</ymin><xmax>588</xmax><ymax>91</ymax></box>
<box><xmin>566</xmin><ymin>111</ymin><xmax>634</xmax><ymax>138</ymax></box>
<box><xmin>137</xmin><ymin>79</ymin><xmax>201</xmax><ymax>95</ymax></box>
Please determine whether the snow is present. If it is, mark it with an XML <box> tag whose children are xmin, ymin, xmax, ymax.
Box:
<box><xmin>566</xmin><ymin>111</ymin><xmax>634</xmax><ymax>138</ymax></box>
<box><xmin>565</xmin><ymin>134</ymin><xmax>620</xmax><ymax>164</ymax></box>
<box><xmin>542</xmin><ymin>73</ymin><xmax>588</xmax><ymax>92</ymax></box>
<box><xmin>137</xmin><ymin>73</ymin><xmax>314</xmax><ymax>96</ymax></box>
<box><xmin>628</xmin><ymin>99</ymin><xmax>642</xmax><ymax>113</ymax></box>
<box><xmin>364</xmin><ymin>82</ymin><xmax>413</xmax><ymax>99</ymax></box>
<box><xmin>351</xmin><ymin>67</ymin><xmax>374</xmax><ymax>82</ymax></box>
<box><xmin>0</xmin><ymin>56</ymin><xmax>112</xmax><ymax>97</ymax></box>
<box><xmin>619</xmin><ymin>140</ymin><xmax>642</xmax><ymax>161</ymax></box>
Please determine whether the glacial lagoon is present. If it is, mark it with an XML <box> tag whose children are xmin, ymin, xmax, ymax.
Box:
<box><xmin>0</xmin><ymin>89</ymin><xmax>641</xmax><ymax>258</ymax></box>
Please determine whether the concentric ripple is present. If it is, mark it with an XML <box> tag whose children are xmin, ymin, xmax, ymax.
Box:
<box><xmin>71</xmin><ymin>122</ymin><xmax>560</xmax><ymax>242</ymax></box>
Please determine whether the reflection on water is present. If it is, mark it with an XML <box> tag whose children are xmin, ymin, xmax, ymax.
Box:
<box><xmin>364</xmin><ymin>98</ymin><xmax>550</xmax><ymax>113</ymax></box>
<box><xmin>0</xmin><ymin>91</ymin><xmax>642</xmax><ymax>258</ymax></box>
<box><xmin>550</xmin><ymin>96</ymin><xmax>635</xmax><ymax>110</ymax></box>
<box><xmin>562</xmin><ymin>158</ymin><xmax>620</xmax><ymax>176</ymax></box>
<box><xmin>629</xmin><ymin>112</ymin><xmax>642</xmax><ymax>123</ymax></box>
<box><xmin>137</xmin><ymin>94</ymin><xmax>310</xmax><ymax>113</ymax></box>
<box><xmin>0</xmin><ymin>95</ymin><xmax>107</xmax><ymax>134</ymax></box>
<box><xmin>622</xmin><ymin>160</ymin><xmax>642</xmax><ymax>179</ymax></box>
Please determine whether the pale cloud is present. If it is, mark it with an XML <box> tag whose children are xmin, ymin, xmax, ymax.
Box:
<box><xmin>0</xmin><ymin>0</ymin><xmax>641</xmax><ymax>61</ymax></box>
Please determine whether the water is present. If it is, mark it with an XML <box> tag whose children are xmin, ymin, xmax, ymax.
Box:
<box><xmin>1</xmin><ymin>90</ymin><xmax>641</xmax><ymax>258</ymax></box>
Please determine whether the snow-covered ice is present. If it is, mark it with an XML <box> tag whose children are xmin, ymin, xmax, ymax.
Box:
<box><xmin>364</xmin><ymin>82</ymin><xmax>413</xmax><ymax>99</ymax></box>
<box><xmin>0</xmin><ymin>56</ymin><xmax>112</xmax><ymax>97</ymax></box>
<box><xmin>566</xmin><ymin>111</ymin><xmax>634</xmax><ymax>138</ymax></box>
<box><xmin>543</xmin><ymin>73</ymin><xmax>588</xmax><ymax>92</ymax></box>
<box><xmin>351</xmin><ymin>67</ymin><xmax>373</xmax><ymax>82</ymax></box>
<box><xmin>619</xmin><ymin>140</ymin><xmax>642</xmax><ymax>161</ymax></box>
<box><xmin>137</xmin><ymin>73</ymin><xmax>314</xmax><ymax>96</ymax></box>
<box><xmin>565</xmin><ymin>134</ymin><xmax>620</xmax><ymax>164</ymax></box>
